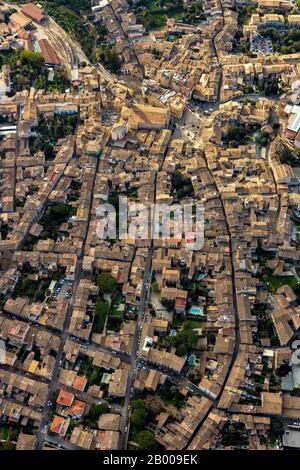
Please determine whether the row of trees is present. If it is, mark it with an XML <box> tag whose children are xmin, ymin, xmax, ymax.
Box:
<box><xmin>130</xmin><ymin>399</ymin><xmax>158</xmax><ymax>449</ymax></box>
<box><xmin>93</xmin><ymin>272</ymin><xmax>119</xmax><ymax>334</ymax></box>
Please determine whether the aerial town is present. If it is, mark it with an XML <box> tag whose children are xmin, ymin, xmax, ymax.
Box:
<box><xmin>1</xmin><ymin>0</ymin><xmax>300</xmax><ymax>453</ymax></box>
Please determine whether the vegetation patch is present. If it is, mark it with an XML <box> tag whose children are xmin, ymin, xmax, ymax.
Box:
<box><xmin>260</xmin><ymin>27</ymin><xmax>300</xmax><ymax>55</ymax></box>
<box><xmin>262</xmin><ymin>270</ymin><xmax>300</xmax><ymax>294</ymax></box>
<box><xmin>222</xmin><ymin>123</ymin><xmax>270</xmax><ymax>148</ymax></box>
<box><xmin>133</xmin><ymin>0</ymin><xmax>205</xmax><ymax>31</ymax></box>
<box><xmin>12</xmin><ymin>274</ymin><xmax>50</xmax><ymax>302</ymax></box>
<box><xmin>29</xmin><ymin>114</ymin><xmax>77</xmax><ymax>160</ymax></box>
<box><xmin>159</xmin><ymin>321</ymin><xmax>198</xmax><ymax>356</ymax></box>
<box><xmin>129</xmin><ymin>399</ymin><xmax>159</xmax><ymax>449</ymax></box>
<box><xmin>220</xmin><ymin>421</ymin><xmax>249</xmax><ymax>448</ymax></box>
<box><xmin>171</xmin><ymin>170</ymin><xmax>194</xmax><ymax>200</ymax></box>
<box><xmin>279</xmin><ymin>146</ymin><xmax>300</xmax><ymax>168</ymax></box>
<box><xmin>93</xmin><ymin>299</ymin><xmax>109</xmax><ymax>334</ymax></box>
<box><xmin>41</xmin><ymin>0</ymin><xmax>121</xmax><ymax>70</ymax></box>
<box><xmin>38</xmin><ymin>203</ymin><xmax>75</xmax><ymax>241</ymax></box>
<box><xmin>0</xmin><ymin>48</ymin><xmax>69</xmax><ymax>93</ymax></box>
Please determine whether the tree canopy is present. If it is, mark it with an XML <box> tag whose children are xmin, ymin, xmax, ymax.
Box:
<box><xmin>93</xmin><ymin>299</ymin><xmax>109</xmax><ymax>333</ymax></box>
<box><xmin>97</xmin><ymin>272</ymin><xmax>118</xmax><ymax>294</ymax></box>
<box><xmin>82</xmin><ymin>403</ymin><xmax>110</xmax><ymax>428</ymax></box>
<box><xmin>135</xmin><ymin>430</ymin><xmax>158</xmax><ymax>450</ymax></box>
<box><xmin>131</xmin><ymin>407</ymin><xmax>148</xmax><ymax>428</ymax></box>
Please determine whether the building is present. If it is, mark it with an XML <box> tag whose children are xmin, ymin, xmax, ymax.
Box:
<box><xmin>38</xmin><ymin>39</ymin><xmax>60</xmax><ymax>66</ymax></box>
<box><xmin>283</xmin><ymin>425</ymin><xmax>300</xmax><ymax>449</ymax></box>
<box><xmin>21</xmin><ymin>3</ymin><xmax>46</xmax><ymax>23</ymax></box>
<box><xmin>16</xmin><ymin>433</ymin><xmax>37</xmax><ymax>450</ymax></box>
<box><xmin>251</xmin><ymin>13</ymin><xmax>285</xmax><ymax>30</ymax></box>
<box><xmin>111</xmin><ymin>119</ymin><xmax>128</xmax><ymax>141</ymax></box>
<box><xmin>288</xmin><ymin>15</ymin><xmax>300</xmax><ymax>28</ymax></box>
<box><xmin>98</xmin><ymin>413</ymin><xmax>121</xmax><ymax>431</ymax></box>
<box><xmin>56</xmin><ymin>389</ymin><xmax>74</xmax><ymax>407</ymax></box>
<box><xmin>108</xmin><ymin>368</ymin><xmax>129</xmax><ymax>397</ymax></box>
<box><xmin>258</xmin><ymin>0</ymin><xmax>292</xmax><ymax>10</ymax></box>
<box><xmin>49</xmin><ymin>415</ymin><xmax>70</xmax><ymax>437</ymax></box>
<box><xmin>9</xmin><ymin>12</ymin><xmax>32</xmax><ymax>29</ymax></box>
<box><xmin>121</xmin><ymin>103</ymin><xmax>170</xmax><ymax>131</ymax></box>
<box><xmin>68</xmin><ymin>400</ymin><xmax>86</xmax><ymax>419</ymax></box>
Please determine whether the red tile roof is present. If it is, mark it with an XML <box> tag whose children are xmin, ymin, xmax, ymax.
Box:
<box><xmin>175</xmin><ymin>297</ymin><xmax>187</xmax><ymax>308</ymax></box>
<box><xmin>21</xmin><ymin>3</ymin><xmax>45</xmax><ymax>23</ymax></box>
<box><xmin>68</xmin><ymin>400</ymin><xmax>86</xmax><ymax>418</ymax></box>
<box><xmin>50</xmin><ymin>415</ymin><xmax>65</xmax><ymax>434</ymax></box>
<box><xmin>72</xmin><ymin>375</ymin><xmax>87</xmax><ymax>392</ymax></box>
<box><xmin>38</xmin><ymin>38</ymin><xmax>60</xmax><ymax>65</ymax></box>
<box><xmin>56</xmin><ymin>389</ymin><xmax>74</xmax><ymax>407</ymax></box>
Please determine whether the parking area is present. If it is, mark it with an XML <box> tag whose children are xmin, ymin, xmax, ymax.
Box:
<box><xmin>250</xmin><ymin>34</ymin><xmax>273</xmax><ymax>54</ymax></box>
<box><xmin>52</xmin><ymin>278</ymin><xmax>73</xmax><ymax>301</ymax></box>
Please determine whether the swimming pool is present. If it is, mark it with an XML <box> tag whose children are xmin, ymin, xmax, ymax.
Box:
<box><xmin>189</xmin><ymin>306</ymin><xmax>203</xmax><ymax>316</ymax></box>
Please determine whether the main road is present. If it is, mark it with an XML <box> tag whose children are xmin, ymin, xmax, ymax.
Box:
<box><xmin>119</xmin><ymin>246</ymin><xmax>154</xmax><ymax>449</ymax></box>
<box><xmin>36</xmin><ymin>128</ymin><xmax>111</xmax><ymax>449</ymax></box>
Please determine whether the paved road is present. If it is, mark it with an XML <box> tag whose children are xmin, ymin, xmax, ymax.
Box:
<box><xmin>1</xmin><ymin>307</ymin><xmax>131</xmax><ymax>364</ymax></box>
<box><xmin>36</xmin><ymin>115</ymin><xmax>104</xmax><ymax>449</ymax></box>
<box><xmin>70</xmin><ymin>334</ymin><xmax>131</xmax><ymax>363</ymax></box>
<box><xmin>136</xmin><ymin>358</ymin><xmax>216</xmax><ymax>401</ymax></box>
<box><xmin>0</xmin><ymin>363</ymin><xmax>50</xmax><ymax>386</ymax></box>
<box><xmin>44</xmin><ymin>435</ymin><xmax>83</xmax><ymax>450</ymax></box>
<box><xmin>97</xmin><ymin>63</ymin><xmax>114</xmax><ymax>83</ymax></box>
<box><xmin>107</xmin><ymin>3</ymin><xmax>143</xmax><ymax>79</ymax></box>
<box><xmin>57</xmin><ymin>382</ymin><xmax>122</xmax><ymax>413</ymax></box>
<box><xmin>119</xmin><ymin>246</ymin><xmax>154</xmax><ymax>449</ymax></box>
<box><xmin>183</xmin><ymin>131</ymin><xmax>241</xmax><ymax>448</ymax></box>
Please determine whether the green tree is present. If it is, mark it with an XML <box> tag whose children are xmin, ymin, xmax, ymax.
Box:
<box><xmin>151</xmin><ymin>282</ymin><xmax>159</xmax><ymax>293</ymax></box>
<box><xmin>0</xmin><ymin>441</ymin><xmax>15</xmax><ymax>450</ymax></box>
<box><xmin>171</xmin><ymin>170</ymin><xmax>194</xmax><ymax>200</ymax></box>
<box><xmin>161</xmin><ymin>298</ymin><xmax>175</xmax><ymax>311</ymax></box>
<box><xmin>136</xmin><ymin>430</ymin><xmax>158</xmax><ymax>450</ymax></box>
<box><xmin>93</xmin><ymin>299</ymin><xmax>109</xmax><ymax>333</ymax></box>
<box><xmin>270</xmin><ymin>418</ymin><xmax>283</xmax><ymax>438</ymax></box>
<box><xmin>131</xmin><ymin>408</ymin><xmax>148</xmax><ymax>428</ymax></box>
<box><xmin>170</xmin><ymin>321</ymin><xmax>198</xmax><ymax>356</ymax></box>
<box><xmin>97</xmin><ymin>272</ymin><xmax>118</xmax><ymax>294</ymax></box>
<box><xmin>44</xmin><ymin>143</ymin><xmax>55</xmax><ymax>160</ymax></box>
<box><xmin>20</xmin><ymin>50</ymin><xmax>44</xmax><ymax>68</ymax></box>
<box><xmin>99</xmin><ymin>47</ymin><xmax>121</xmax><ymax>73</ymax></box>
<box><xmin>50</xmin><ymin>203</ymin><xmax>70</xmax><ymax>217</ymax></box>
<box><xmin>82</xmin><ymin>403</ymin><xmax>109</xmax><ymax>427</ymax></box>
<box><xmin>132</xmin><ymin>399</ymin><xmax>145</xmax><ymax>409</ymax></box>
<box><xmin>222</xmin><ymin>422</ymin><xmax>248</xmax><ymax>447</ymax></box>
